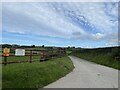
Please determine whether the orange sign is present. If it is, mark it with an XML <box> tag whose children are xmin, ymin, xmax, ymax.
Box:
<box><xmin>3</xmin><ymin>48</ymin><xmax>10</xmax><ymax>56</ymax></box>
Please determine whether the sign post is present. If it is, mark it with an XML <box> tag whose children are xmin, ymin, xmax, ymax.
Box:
<box><xmin>3</xmin><ymin>48</ymin><xmax>10</xmax><ymax>65</ymax></box>
<box><xmin>4</xmin><ymin>56</ymin><xmax>7</xmax><ymax>65</ymax></box>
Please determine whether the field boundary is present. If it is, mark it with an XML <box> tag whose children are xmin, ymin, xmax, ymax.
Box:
<box><xmin>2</xmin><ymin>48</ymin><xmax>66</xmax><ymax>65</ymax></box>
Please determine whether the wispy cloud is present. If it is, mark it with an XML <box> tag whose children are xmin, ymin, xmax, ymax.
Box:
<box><xmin>2</xmin><ymin>2</ymin><xmax>118</xmax><ymax>47</ymax></box>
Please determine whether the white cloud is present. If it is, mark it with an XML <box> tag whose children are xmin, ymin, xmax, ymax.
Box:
<box><xmin>84</xmin><ymin>46</ymin><xmax>93</xmax><ymax>49</ymax></box>
<box><xmin>3</xmin><ymin>2</ymin><xmax>86</xmax><ymax>39</ymax></box>
<box><xmin>92</xmin><ymin>33</ymin><xmax>104</xmax><ymax>40</ymax></box>
<box><xmin>1</xmin><ymin>0</ymin><xmax>119</xmax><ymax>2</ymax></box>
<box><xmin>2</xmin><ymin>2</ymin><xmax>118</xmax><ymax>46</ymax></box>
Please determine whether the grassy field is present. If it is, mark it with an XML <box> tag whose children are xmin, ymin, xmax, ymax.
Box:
<box><xmin>72</xmin><ymin>47</ymin><xmax>120</xmax><ymax>70</ymax></box>
<box><xmin>2</xmin><ymin>56</ymin><xmax>40</xmax><ymax>62</ymax></box>
<box><xmin>2</xmin><ymin>56</ymin><xmax>74</xmax><ymax>89</ymax></box>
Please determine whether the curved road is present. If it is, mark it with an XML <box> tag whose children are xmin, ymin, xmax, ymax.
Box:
<box><xmin>44</xmin><ymin>56</ymin><xmax>118</xmax><ymax>88</ymax></box>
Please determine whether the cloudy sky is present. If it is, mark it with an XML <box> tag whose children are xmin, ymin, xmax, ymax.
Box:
<box><xmin>2</xmin><ymin>2</ymin><xmax>118</xmax><ymax>48</ymax></box>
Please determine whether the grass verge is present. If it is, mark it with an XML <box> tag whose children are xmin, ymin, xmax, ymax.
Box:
<box><xmin>2</xmin><ymin>56</ymin><xmax>74</xmax><ymax>89</ymax></box>
<box><xmin>73</xmin><ymin>52</ymin><xmax>120</xmax><ymax>70</ymax></box>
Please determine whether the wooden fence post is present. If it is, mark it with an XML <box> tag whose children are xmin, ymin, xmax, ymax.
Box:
<box><xmin>39</xmin><ymin>50</ymin><xmax>41</xmax><ymax>61</ymax></box>
<box><xmin>4</xmin><ymin>56</ymin><xmax>7</xmax><ymax>65</ymax></box>
<box><xmin>30</xmin><ymin>50</ymin><xmax>32</xmax><ymax>63</ymax></box>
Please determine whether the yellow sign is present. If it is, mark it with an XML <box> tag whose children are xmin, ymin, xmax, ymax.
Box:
<box><xmin>3</xmin><ymin>48</ymin><xmax>10</xmax><ymax>56</ymax></box>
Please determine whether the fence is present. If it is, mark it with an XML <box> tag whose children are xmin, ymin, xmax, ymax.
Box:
<box><xmin>1</xmin><ymin>48</ymin><xmax>66</xmax><ymax>65</ymax></box>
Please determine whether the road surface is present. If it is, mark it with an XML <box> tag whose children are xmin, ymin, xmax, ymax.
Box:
<box><xmin>44</xmin><ymin>56</ymin><xmax>118</xmax><ymax>88</ymax></box>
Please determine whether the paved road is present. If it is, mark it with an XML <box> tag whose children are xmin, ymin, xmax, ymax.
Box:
<box><xmin>44</xmin><ymin>56</ymin><xmax>118</xmax><ymax>88</ymax></box>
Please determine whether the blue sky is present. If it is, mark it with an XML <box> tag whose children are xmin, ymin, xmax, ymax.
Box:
<box><xmin>1</xmin><ymin>2</ymin><xmax>118</xmax><ymax>48</ymax></box>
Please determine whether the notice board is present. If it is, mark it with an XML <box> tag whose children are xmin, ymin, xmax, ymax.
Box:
<box><xmin>15</xmin><ymin>49</ymin><xmax>25</xmax><ymax>56</ymax></box>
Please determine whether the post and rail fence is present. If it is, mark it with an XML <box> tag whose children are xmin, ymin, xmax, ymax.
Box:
<box><xmin>1</xmin><ymin>48</ymin><xmax>66</xmax><ymax>65</ymax></box>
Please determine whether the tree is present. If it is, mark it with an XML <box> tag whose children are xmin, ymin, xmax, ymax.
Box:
<box><xmin>31</xmin><ymin>45</ymin><xmax>35</xmax><ymax>48</ymax></box>
<box><xmin>2</xmin><ymin>44</ymin><xmax>12</xmax><ymax>48</ymax></box>
<box><xmin>67</xmin><ymin>46</ymin><xmax>70</xmax><ymax>49</ymax></box>
<box><xmin>42</xmin><ymin>45</ymin><xmax>45</xmax><ymax>48</ymax></box>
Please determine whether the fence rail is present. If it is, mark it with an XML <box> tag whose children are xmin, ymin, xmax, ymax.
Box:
<box><xmin>1</xmin><ymin>48</ymin><xmax>66</xmax><ymax>65</ymax></box>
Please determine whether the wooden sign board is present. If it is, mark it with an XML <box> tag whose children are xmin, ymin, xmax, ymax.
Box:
<box><xmin>3</xmin><ymin>48</ymin><xmax>10</xmax><ymax>56</ymax></box>
<box><xmin>15</xmin><ymin>49</ymin><xmax>25</xmax><ymax>56</ymax></box>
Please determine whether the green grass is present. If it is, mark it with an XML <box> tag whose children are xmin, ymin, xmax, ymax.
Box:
<box><xmin>2</xmin><ymin>56</ymin><xmax>74</xmax><ymax>88</ymax></box>
<box><xmin>66</xmin><ymin>50</ymin><xmax>72</xmax><ymax>55</ymax></box>
<box><xmin>73</xmin><ymin>52</ymin><xmax>120</xmax><ymax>70</ymax></box>
<box><xmin>2</xmin><ymin>56</ymin><xmax>40</xmax><ymax>62</ymax></box>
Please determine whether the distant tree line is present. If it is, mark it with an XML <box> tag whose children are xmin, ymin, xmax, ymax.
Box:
<box><xmin>0</xmin><ymin>44</ymin><xmax>68</xmax><ymax>49</ymax></box>
<box><xmin>0</xmin><ymin>44</ymin><xmax>37</xmax><ymax>48</ymax></box>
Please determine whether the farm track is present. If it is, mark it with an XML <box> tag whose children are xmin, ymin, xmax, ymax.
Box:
<box><xmin>44</xmin><ymin>56</ymin><xmax>118</xmax><ymax>88</ymax></box>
